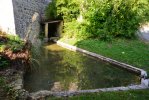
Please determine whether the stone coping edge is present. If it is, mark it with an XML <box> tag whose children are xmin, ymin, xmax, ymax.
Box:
<box><xmin>55</xmin><ymin>40</ymin><xmax>147</xmax><ymax>78</ymax></box>
<box><xmin>28</xmin><ymin>85</ymin><xmax>148</xmax><ymax>99</ymax></box>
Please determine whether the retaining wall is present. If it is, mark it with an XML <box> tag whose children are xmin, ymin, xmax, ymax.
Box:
<box><xmin>12</xmin><ymin>0</ymin><xmax>50</xmax><ymax>39</ymax></box>
<box><xmin>0</xmin><ymin>0</ymin><xmax>51</xmax><ymax>41</ymax></box>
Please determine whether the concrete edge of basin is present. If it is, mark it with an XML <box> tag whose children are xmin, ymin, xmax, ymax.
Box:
<box><xmin>28</xmin><ymin>85</ymin><xmax>149</xmax><ymax>99</ymax></box>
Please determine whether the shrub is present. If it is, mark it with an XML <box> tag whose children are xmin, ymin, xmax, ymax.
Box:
<box><xmin>82</xmin><ymin>0</ymin><xmax>149</xmax><ymax>40</ymax></box>
<box><xmin>45</xmin><ymin>0</ymin><xmax>57</xmax><ymax>20</ymax></box>
<box><xmin>45</xmin><ymin>0</ymin><xmax>80</xmax><ymax>21</ymax></box>
<box><xmin>45</xmin><ymin>0</ymin><xmax>149</xmax><ymax>40</ymax></box>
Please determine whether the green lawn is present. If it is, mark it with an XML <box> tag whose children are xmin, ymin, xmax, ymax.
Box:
<box><xmin>47</xmin><ymin>90</ymin><xmax>149</xmax><ymax>100</ymax></box>
<box><xmin>60</xmin><ymin>38</ymin><xmax>149</xmax><ymax>72</ymax></box>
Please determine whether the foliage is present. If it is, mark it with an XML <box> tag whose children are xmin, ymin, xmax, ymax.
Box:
<box><xmin>45</xmin><ymin>0</ymin><xmax>57</xmax><ymax>20</ymax></box>
<box><xmin>0</xmin><ymin>56</ymin><xmax>9</xmax><ymax>68</ymax></box>
<box><xmin>56</xmin><ymin>0</ymin><xmax>80</xmax><ymax>22</ymax></box>
<box><xmin>0</xmin><ymin>30</ymin><xmax>25</xmax><ymax>69</ymax></box>
<box><xmin>45</xmin><ymin>0</ymin><xmax>80</xmax><ymax>22</ymax></box>
<box><xmin>45</xmin><ymin>0</ymin><xmax>149</xmax><ymax>40</ymax></box>
<box><xmin>0</xmin><ymin>34</ymin><xmax>24</xmax><ymax>52</ymax></box>
<box><xmin>82</xmin><ymin>0</ymin><xmax>149</xmax><ymax>40</ymax></box>
<box><xmin>63</xmin><ymin>21</ymin><xmax>80</xmax><ymax>38</ymax></box>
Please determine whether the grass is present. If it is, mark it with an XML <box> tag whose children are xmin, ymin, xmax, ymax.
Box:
<box><xmin>47</xmin><ymin>90</ymin><xmax>149</xmax><ymax>100</ymax></box>
<box><xmin>60</xmin><ymin>38</ymin><xmax>149</xmax><ymax>72</ymax></box>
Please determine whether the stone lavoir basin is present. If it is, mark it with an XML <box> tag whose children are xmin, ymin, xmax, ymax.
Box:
<box><xmin>24</xmin><ymin>43</ymin><xmax>140</xmax><ymax>92</ymax></box>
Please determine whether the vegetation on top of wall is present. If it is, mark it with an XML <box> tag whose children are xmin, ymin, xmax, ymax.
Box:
<box><xmin>0</xmin><ymin>30</ymin><xmax>25</xmax><ymax>69</ymax></box>
<box><xmin>45</xmin><ymin>0</ymin><xmax>149</xmax><ymax>40</ymax></box>
<box><xmin>0</xmin><ymin>30</ymin><xmax>24</xmax><ymax>53</ymax></box>
<box><xmin>45</xmin><ymin>0</ymin><xmax>57</xmax><ymax>20</ymax></box>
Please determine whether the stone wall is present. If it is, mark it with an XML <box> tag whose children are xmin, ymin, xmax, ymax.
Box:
<box><xmin>12</xmin><ymin>0</ymin><xmax>51</xmax><ymax>40</ymax></box>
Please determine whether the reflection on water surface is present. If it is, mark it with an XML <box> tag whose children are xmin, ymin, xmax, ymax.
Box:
<box><xmin>24</xmin><ymin>43</ymin><xmax>139</xmax><ymax>92</ymax></box>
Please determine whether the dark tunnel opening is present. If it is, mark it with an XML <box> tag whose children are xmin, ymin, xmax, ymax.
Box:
<box><xmin>48</xmin><ymin>22</ymin><xmax>59</xmax><ymax>38</ymax></box>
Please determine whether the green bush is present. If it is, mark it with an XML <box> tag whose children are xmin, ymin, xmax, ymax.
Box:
<box><xmin>45</xmin><ymin>0</ymin><xmax>149</xmax><ymax>40</ymax></box>
<box><xmin>45</xmin><ymin>0</ymin><xmax>57</xmax><ymax>20</ymax></box>
<box><xmin>45</xmin><ymin>0</ymin><xmax>80</xmax><ymax>21</ymax></box>
<box><xmin>82</xmin><ymin>0</ymin><xmax>149</xmax><ymax>40</ymax></box>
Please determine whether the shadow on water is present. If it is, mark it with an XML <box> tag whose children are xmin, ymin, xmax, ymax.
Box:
<box><xmin>24</xmin><ymin>42</ymin><xmax>140</xmax><ymax>92</ymax></box>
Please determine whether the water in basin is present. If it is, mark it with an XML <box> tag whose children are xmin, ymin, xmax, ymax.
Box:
<box><xmin>24</xmin><ymin>43</ymin><xmax>139</xmax><ymax>92</ymax></box>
